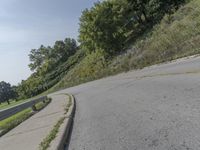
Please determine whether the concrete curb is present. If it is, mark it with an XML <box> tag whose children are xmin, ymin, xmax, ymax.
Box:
<box><xmin>49</xmin><ymin>94</ymin><xmax>75</xmax><ymax>150</ymax></box>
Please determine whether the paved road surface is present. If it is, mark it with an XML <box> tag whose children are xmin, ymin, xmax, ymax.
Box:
<box><xmin>55</xmin><ymin>56</ymin><xmax>200</xmax><ymax>150</ymax></box>
<box><xmin>0</xmin><ymin>94</ymin><xmax>69</xmax><ymax>150</ymax></box>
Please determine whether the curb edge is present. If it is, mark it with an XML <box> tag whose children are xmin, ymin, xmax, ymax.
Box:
<box><xmin>49</xmin><ymin>94</ymin><xmax>75</xmax><ymax>150</ymax></box>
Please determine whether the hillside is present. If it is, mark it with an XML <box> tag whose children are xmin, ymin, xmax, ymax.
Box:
<box><xmin>49</xmin><ymin>0</ymin><xmax>199</xmax><ymax>92</ymax></box>
<box><xmin>14</xmin><ymin>0</ymin><xmax>200</xmax><ymax>99</ymax></box>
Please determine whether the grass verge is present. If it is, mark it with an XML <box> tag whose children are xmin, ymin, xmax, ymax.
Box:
<box><xmin>0</xmin><ymin>98</ymin><xmax>51</xmax><ymax>137</ymax></box>
<box><xmin>39</xmin><ymin>117</ymin><xmax>65</xmax><ymax>150</ymax></box>
<box><xmin>39</xmin><ymin>95</ymin><xmax>72</xmax><ymax>150</ymax></box>
<box><xmin>0</xmin><ymin>108</ymin><xmax>32</xmax><ymax>137</ymax></box>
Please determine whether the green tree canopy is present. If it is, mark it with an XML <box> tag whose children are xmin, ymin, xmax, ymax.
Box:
<box><xmin>79</xmin><ymin>0</ymin><xmax>186</xmax><ymax>55</ymax></box>
<box><xmin>28</xmin><ymin>38</ymin><xmax>78</xmax><ymax>72</ymax></box>
<box><xmin>0</xmin><ymin>81</ymin><xmax>17</xmax><ymax>104</ymax></box>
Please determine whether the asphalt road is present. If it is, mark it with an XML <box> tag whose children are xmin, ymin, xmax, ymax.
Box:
<box><xmin>55</xmin><ymin>55</ymin><xmax>200</xmax><ymax>150</ymax></box>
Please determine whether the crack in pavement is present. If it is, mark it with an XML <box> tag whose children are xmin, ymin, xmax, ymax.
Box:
<box><xmin>136</xmin><ymin>70</ymin><xmax>200</xmax><ymax>80</ymax></box>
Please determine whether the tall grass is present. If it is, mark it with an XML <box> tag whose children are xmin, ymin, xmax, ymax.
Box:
<box><xmin>110</xmin><ymin>0</ymin><xmax>200</xmax><ymax>71</ymax></box>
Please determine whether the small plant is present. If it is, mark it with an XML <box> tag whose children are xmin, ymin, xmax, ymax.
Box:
<box><xmin>39</xmin><ymin>117</ymin><xmax>65</xmax><ymax>150</ymax></box>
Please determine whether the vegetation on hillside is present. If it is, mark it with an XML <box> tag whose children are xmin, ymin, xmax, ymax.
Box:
<box><xmin>109</xmin><ymin>0</ymin><xmax>200</xmax><ymax>72</ymax></box>
<box><xmin>79</xmin><ymin>0</ymin><xmax>185</xmax><ymax>55</ymax></box>
<box><xmin>16</xmin><ymin>38</ymin><xmax>81</xmax><ymax>99</ymax></box>
<box><xmin>49</xmin><ymin>0</ymin><xmax>191</xmax><ymax>92</ymax></box>
<box><xmin>2</xmin><ymin>0</ymin><xmax>197</xmax><ymax>102</ymax></box>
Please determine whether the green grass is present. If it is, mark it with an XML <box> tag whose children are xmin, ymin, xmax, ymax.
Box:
<box><xmin>47</xmin><ymin>50</ymin><xmax>108</xmax><ymax>93</ymax></box>
<box><xmin>39</xmin><ymin>95</ymin><xmax>72</xmax><ymax>150</ymax></box>
<box><xmin>110</xmin><ymin>0</ymin><xmax>200</xmax><ymax>72</ymax></box>
<box><xmin>35</xmin><ymin>98</ymin><xmax>52</xmax><ymax>111</ymax></box>
<box><xmin>0</xmin><ymin>98</ymin><xmax>51</xmax><ymax>137</ymax></box>
<box><xmin>39</xmin><ymin>117</ymin><xmax>65</xmax><ymax>150</ymax></box>
<box><xmin>0</xmin><ymin>108</ymin><xmax>32</xmax><ymax>137</ymax></box>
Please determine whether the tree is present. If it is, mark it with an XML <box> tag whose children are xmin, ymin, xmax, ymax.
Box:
<box><xmin>28</xmin><ymin>38</ymin><xmax>78</xmax><ymax>72</ymax></box>
<box><xmin>79</xmin><ymin>0</ymin><xmax>186</xmax><ymax>55</ymax></box>
<box><xmin>54</xmin><ymin>38</ymin><xmax>78</xmax><ymax>62</ymax></box>
<box><xmin>64</xmin><ymin>38</ymin><xmax>77</xmax><ymax>57</ymax></box>
<box><xmin>0</xmin><ymin>81</ymin><xmax>17</xmax><ymax>105</ymax></box>
<box><xmin>23</xmin><ymin>37</ymin><xmax>79</xmax><ymax>98</ymax></box>
<box><xmin>79</xmin><ymin>1</ymin><xmax>128</xmax><ymax>54</ymax></box>
<box><xmin>127</xmin><ymin>0</ymin><xmax>186</xmax><ymax>23</ymax></box>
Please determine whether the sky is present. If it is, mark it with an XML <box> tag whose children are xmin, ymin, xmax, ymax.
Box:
<box><xmin>0</xmin><ymin>0</ymin><xmax>98</xmax><ymax>85</ymax></box>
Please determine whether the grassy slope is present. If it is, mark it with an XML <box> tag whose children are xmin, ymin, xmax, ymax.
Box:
<box><xmin>37</xmin><ymin>49</ymin><xmax>85</xmax><ymax>92</ymax></box>
<box><xmin>48</xmin><ymin>0</ymin><xmax>200</xmax><ymax>92</ymax></box>
<box><xmin>111</xmin><ymin>0</ymin><xmax>200</xmax><ymax>71</ymax></box>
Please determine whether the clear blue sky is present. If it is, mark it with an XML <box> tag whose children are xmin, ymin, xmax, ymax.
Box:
<box><xmin>0</xmin><ymin>0</ymin><xmax>98</xmax><ymax>85</ymax></box>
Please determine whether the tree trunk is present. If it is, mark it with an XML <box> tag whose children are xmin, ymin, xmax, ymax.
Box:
<box><xmin>7</xmin><ymin>100</ymin><xmax>10</xmax><ymax>105</ymax></box>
